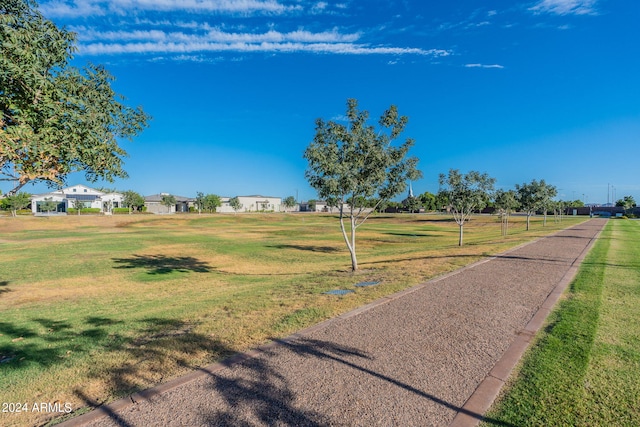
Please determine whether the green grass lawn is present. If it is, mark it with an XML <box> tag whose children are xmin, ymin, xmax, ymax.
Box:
<box><xmin>0</xmin><ymin>213</ymin><xmax>584</xmax><ymax>426</ymax></box>
<box><xmin>483</xmin><ymin>219</ymin><xmax>640</xmax><ymax>426</ymax></box>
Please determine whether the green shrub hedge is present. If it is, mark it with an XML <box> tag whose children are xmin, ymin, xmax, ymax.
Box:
<box><xmin>67</xmin><ymin>208</ymin><xmax>102</xmax><ymax>215</ymax></box>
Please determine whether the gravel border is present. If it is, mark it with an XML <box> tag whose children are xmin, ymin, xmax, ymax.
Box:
<box><xmin>57</xmin><ymin>219</ymin><xmax>606</xmax><ymax>427</ymax></box>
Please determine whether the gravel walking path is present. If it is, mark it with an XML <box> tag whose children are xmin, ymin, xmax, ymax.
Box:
<box><xmin>61</xmin><ymin>219</ymin><xmax>605</xmax><ymax>427</ymax></box>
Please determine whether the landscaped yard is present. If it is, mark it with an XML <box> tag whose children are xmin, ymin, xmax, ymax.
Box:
<box><xmin>483</xmin><ymin>219</ymin><xmax>640</xmax><ymax>426</ymax></box>
<box><xmin>0</xmin><ymin>213</ymin><xmax>584</xmax><ymax>426</ymax></box>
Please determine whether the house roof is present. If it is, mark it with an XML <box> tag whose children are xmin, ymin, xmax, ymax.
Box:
<box><xmin>239</xmin><ymin>195</ymin><xmax>281</xmax><ymax>199</ymax></box>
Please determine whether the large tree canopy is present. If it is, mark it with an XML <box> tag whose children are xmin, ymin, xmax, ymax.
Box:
<box><xmin>304</xmin><ymin>98</ymin><xmax>421</xmax><ymax>271</ymax></box>
<box><xmin>0</xmin><ymin>0</ymin><xmax>150</xmax><ymax>195</ymax></box>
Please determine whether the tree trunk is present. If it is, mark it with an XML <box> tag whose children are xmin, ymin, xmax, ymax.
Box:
<box><xmin>339</xmin><ymin>213</ymin><xmax>358</xmax><ymax>272</ymax></box>
<box><xmin>526</xmin><ymin>213</ymin><xmax>531</xmax><ymax>231</ymax></box>
<box><xmin>350</xmin><ymin>216</ymin><xmax>358</xmax><ymax>271</ymax></box>
<box><xmin>458</xmin><ymin>222</ymin><xmax>464</xmax><ymax>246</ymax></box>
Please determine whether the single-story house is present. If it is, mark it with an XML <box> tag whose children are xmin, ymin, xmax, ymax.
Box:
<box><xmin>299</xmin><ymin>200</ymin><xmax>347</xmax><ymax>213</ymax></box>
<box><xmin>144</xmin><ymin>193</ymin><xmax>195</xmax><ymax>214</ymax></box>
<box><xmin>217</xmin><ymin>195</ymin><xmax>282</xmax><ymax>213</ymax></box>
<box><xmin>30</xmin><ymin>184</ymin><xmax>123</xmax><ymax>215</ymax></box>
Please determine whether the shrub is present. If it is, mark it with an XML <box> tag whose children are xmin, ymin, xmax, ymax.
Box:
<box><xmin>113</xmin><ymin>208</ymin><xmax>129</xmax><ymax>214</ymax></box>
<box><xmin>86</xmin><ymin>208</ymin><xmax>101</xmax><ymax>213</ymax></box>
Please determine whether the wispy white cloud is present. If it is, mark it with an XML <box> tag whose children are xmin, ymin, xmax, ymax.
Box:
<box><xmin>72</xmin><ymin>27</ymin><xmax>362</xmax><ymax>44</ymax></box>
<box><xmin>79</xmin><ymin>38</ymin><xmax>450</xmax><ymax>57</ymax></box>
<box><xmin>149</xmin><ymin>54</ymin><xmax>225</xmax><ymax>63</ymax></box>
<box><xmin>310</xmin><ymin>2</ymin><xmax>328</xmax><ymax>14</ymax></box>
<box><xmin>41</xmin><ymin>0</ymin><xmax>301</xmax><ymax>17</ymax></box>
<box><xmin>465</xmin><ymin>63</ymin><xmax>504</xmax><ymax>69</ymax></box>
<box><xmin>529</xmin><ymin>0</ymin><xmax>598</xmax><ymax>16</ymax></box>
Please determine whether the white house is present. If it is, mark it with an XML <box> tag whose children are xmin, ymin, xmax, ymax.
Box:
<box><xmin>217</xmin><ymin>195</ymin><xmax>282</xmax><ymax>213</ymax></box>
<box><xmin>30</xmin><ymin>185</ymin><xmax>123</xmax><ymax>215</ymax></box>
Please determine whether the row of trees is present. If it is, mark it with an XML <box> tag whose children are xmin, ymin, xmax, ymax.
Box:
<box><xmin>303</xmin><ymin>99</ymin><xmax>613</xmax><ymax>272</ymax></box>
<box><xmin>438</xmin><ymin>173</ymin><xmax>561</xmax><ymax>246</ymax></box>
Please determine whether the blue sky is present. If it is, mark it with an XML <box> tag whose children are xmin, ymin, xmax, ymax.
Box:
<box><xmin>17</xmin><ymin>0</ymin><xmax>640</xmax><ymax>204</ymax></box>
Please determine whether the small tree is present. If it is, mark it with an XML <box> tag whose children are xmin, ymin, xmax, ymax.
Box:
<box><xmin>552</xmin><ymin>200</ymin><xmax>564</xmax><ymax>223</ymax></box>
<box><xmin>123</xmin><ymin>190</ymin><xmax>145</xmax><ymax>213</ymax></box>
<box><xmin>304</xmin><ymin>98</ymin><xmax>421</xmax><ymax>271</ymax></box>
<box><xmin>160</xmin><ymin>194</ymin><xmax>176</xmax><ymax>213</ymax></box>
<box><xmin>203</xmin><ymin>194</ymin><xmax>221</xmax><ymax>213</ymax></box>
<box><xmin>516</xmin><ymin>179</ymin><xmax>553</xmax><ymax>231</ymax></box>
<box><xmin>283</xmin><ymin>196</ymin><xmax>296</xmax><ymax>212</ymax></box>
<box><xmin>195</xmin><ymin>192</ymin><xmax>205</xmax><ymax>214</ymax></box>
<box><xmin>539</xmin><ymin>183</ymin><xmax>557</xmax><ymax>226</ymax></box>
<box><xmin>5</xmin><ymin>191</ymin><xmax>30</xmax><ymax>216</ymax></box>
<box><xmin>71</xmin><ymin>198</ymin><xmax>83</xmax><ymax>215</ymax></box>
<box><xmin>103</xmin><ymin>199</ymin><xmax>114</xmax><ymax>215</ymax></box>
<box><xmin>403</xmin><ymin>195</ymin><xmax>421</xmax><ymax>213</ymax></box>
<box><xmin>39</xmin><ymin>197</ymin><xmax>58</xmax><ymax>214</ymax></box>
<box><xmin>438</xmin><ymin>169</ymin><xmax>495</xmax><ymax>246</ymax></box>
<box><xmin>229</xmin><ymin>196</ymin><xmax>242</xmax><ymax>214</ymax></box>
<box><xmin>494</xmin><ymin>189</ymin><xmax>519</xmax><ymax>237</ymax></box>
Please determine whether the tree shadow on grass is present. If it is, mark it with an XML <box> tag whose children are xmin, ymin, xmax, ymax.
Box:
<box><xmin>267</xmin><ymin>244</ymin><xmax>342</xmax><ymax>253</ymax></box>
<box><xmin>0</xmin><ymin>316</ymin><xmax>125</xmax><ymax>369</ymax></box>
<box><xmin>112</xmin><ymin>254</ymin><xmax>212</xmax><ymax>274</ymax></box>
<box><xmin>0</xmin><ymin>281</ymin><xmax>10</xmax><ymax>297</ymax></box>
<box><xmin>384</xmin><ymin>232</ymin><xmax>438</xmax><ymax>238</ymax></box>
